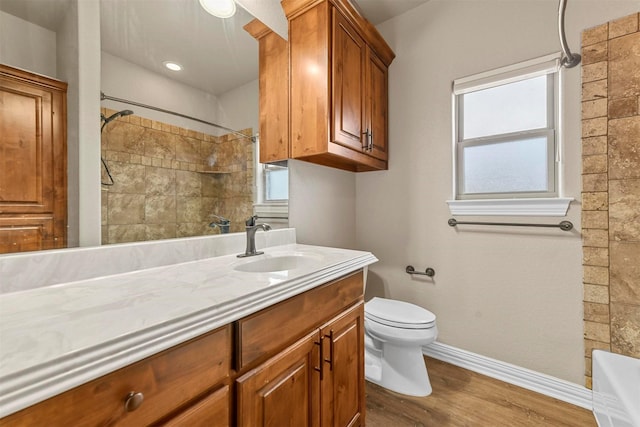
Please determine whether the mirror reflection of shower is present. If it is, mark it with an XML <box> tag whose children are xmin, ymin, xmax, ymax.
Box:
<box><xmin>100</xmin><ymin>110</ymin><xmax>134</xmax><ymax>185</ymax></box>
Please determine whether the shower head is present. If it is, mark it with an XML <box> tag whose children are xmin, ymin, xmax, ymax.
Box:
<box><xmin>101</xmin><ymin>110</ymin><xmax>134</xmax><ymax>124</ymax></box>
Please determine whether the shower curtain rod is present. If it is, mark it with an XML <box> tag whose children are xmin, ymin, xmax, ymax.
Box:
<box><xmin>100</xmin><ymin>92</ymin><xmax>256</xmax><ymax>143</ymax></box>
<box><xmin>558</xmin><ymin>0</ymin><xmax>581</xmax><ymax>68</ymax></box>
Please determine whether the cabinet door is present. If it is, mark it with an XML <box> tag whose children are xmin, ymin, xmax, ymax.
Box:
<box><xmin>236</xmin><ymin>330</ymin><xmax>321</xmax><ymax>427</ymax></box>
<box><xmin>331</xmin><ymin>9</ymin><xmax>366</xmax><ymax>153</ymax></box>
<box><xmin>0</xmin><ymin>65</ymin><xmax>67</xmax><ymax>253</ymax></box>
<box><xmin>320</xmin><ymin>302</ymin><xmax>365</xmax><ymax>427</ymax></box>
<box><xmin>366</xmin><ymin>49</ymin><xmax>389</xmax><ymax>162</ymax></box>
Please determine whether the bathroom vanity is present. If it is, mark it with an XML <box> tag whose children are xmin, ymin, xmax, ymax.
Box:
<box><xmin>0</xmin><ymin>230</ymin><xmax>375</xmax><ymax>426</ymax></box>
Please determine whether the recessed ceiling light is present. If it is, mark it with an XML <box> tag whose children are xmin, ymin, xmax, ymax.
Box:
<box><xmin>199</xmin><ymin>0</ymin><xmax>236</xmax><ymax>18</ymax></box>
<box><xmin>163</xmin><ymin>61</ymin><xmax>182</xmax><ymax>71</ymax></box>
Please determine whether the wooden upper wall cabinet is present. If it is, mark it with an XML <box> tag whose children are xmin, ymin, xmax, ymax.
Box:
<box><xmin>0</xmin><ymin>64</ymin><xmax>67</xmax><ymax>254</ymax></box>
<box><xmin>244</xmin><ymin>19</ymin><xmax>290</xmax><ymax>164</ymax></box>
<box><xmin>282</xmin><ymin>0</ymin><xmax>395</xmax><ymax>172</ymax></box>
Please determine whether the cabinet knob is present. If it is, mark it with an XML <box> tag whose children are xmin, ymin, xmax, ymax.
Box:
<box><xmin>124</xmin><ymin>391</ymin><xmax>144</xmax><ymax>412</ymax></box>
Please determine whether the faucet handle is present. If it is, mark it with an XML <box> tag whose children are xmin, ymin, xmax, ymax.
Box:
<box><xmin>245</xmin><ymin>215</ymin><xmax>258</xmax><ymax>227</ymax></box>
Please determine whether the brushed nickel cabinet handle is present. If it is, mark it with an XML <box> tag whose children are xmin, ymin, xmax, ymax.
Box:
<box><xmin>124</xmin><ymin>391</ymin><xmax>144</xmax><ymax>412</ymax></box>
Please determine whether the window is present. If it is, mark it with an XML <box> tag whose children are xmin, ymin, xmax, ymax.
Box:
<box><xmin>263</xmin><ymin>163</ymin><xmax>288</xmax><ymax>201</ymax></box>
<box><xmin>254</xmin><ymin>136</ymin><xmax>288</xmax><ymax>225</ymax></box>
<box><xmin>449</xmin><ymin>53</ymin><xmax>572</xmax><ymax>216</ymax></box>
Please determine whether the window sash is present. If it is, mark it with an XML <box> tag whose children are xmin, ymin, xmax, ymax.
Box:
<box><xmin>453</xmin><ymin>54</ymin><xmax>560</xmax><ymax>200</ymax></box>
<box><xmin>456</xmin><ymin>129</ymin><xmax>557</xmax><ymax>199</ymax></box>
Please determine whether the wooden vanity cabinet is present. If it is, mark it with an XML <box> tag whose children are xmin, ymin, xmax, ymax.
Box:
<box><xmin>283</xmin><ymin>0</ymin><xmax>394</xmax><ymax>172</ymax></box>
<box><xmin>0</xmin><ymin>270</ymin><xmax>365</xmax><ymax>427</ymax></box>
<box><xmin>236</xmin><ymin>270</ymin><xmax>365</xmax><ymax>427</ymax></box>
<box><xmin>0</xmin><ymin>326</ymin><xmax>232</xmax><ymax>427</ymax></box>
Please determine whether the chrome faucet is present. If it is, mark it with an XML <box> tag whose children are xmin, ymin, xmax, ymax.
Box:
<box><xmin>237</xmin><ymin>215</ymin><xmax>271</xmax><ymax>258</ymax></box>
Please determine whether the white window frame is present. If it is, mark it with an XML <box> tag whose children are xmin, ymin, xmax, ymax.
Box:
<box><xmin>253</xmin><ymin>136</ymin><xmax>288</xmax><ymax>224</ymax></box>
<box><xmin>447</xmin><ymin>53</ymin><xmax>573</xmax><ymax>217</ymax></box>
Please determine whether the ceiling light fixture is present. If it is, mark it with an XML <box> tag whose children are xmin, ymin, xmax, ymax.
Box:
<box><xmin>163</xmin><ymin>61</ymin><xmax>183</xmax><ymax>71</ymax></box>
<box><xmin>198</xmin><ymin>0</ymin><xmax>236</xmax><ymax>18</ymax></box>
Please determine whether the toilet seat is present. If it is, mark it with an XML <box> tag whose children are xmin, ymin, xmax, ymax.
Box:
<box><xmin>365</xmin><ymin>297</ymin><xmax>436</xmax><ymax>329</ymax></box>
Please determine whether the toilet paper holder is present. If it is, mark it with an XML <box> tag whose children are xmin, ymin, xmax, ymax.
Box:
<box><xmin>405</xmin><ymin>265</ymin><xmax>435</xmax><ymax>277</ymax></box>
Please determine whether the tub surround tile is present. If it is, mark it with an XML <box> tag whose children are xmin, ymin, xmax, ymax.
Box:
<box><xmin>108</xmin><ymin>193</ymin><xmax>145</xmax><ymax>225</ymax></box>
<box><xmin>582</xmin><ymin>62</ymin><xmax>607</xmax><ymax>83</ymax></box>
<box><xmin>581</xmin><ymin>41</ymin><xmax>608</xmax><ymax>65</ymax></box>
<box><xmin>582</xmin><ymin>153</ymin><xmax>608</xmax><ymax>173</ymax></box>
<box><xmin>582</xmin><ymin>173</ymin><xmax>609</xmax><ymax>192</ymax></box>
<box><xmin>608</xmin><ymin>116</ymin><xmax>640</xmax><ymax>179</ymax></box>
<box><xmin>102</xmin><ymin>122</ymin><xmax>145</xmax><ymax>155</ymax></box>
<box><xmin>107</xmin><ymin>162</ymin><xmax>146</xmax><ymax>194</ymax></box>
<box><xmin>582</xmin><ymin>210</ymin><xmax>609</xmax><ymax>229</ymax></box>
<box><xmin>143</xmin><ymin>129</ymin><xmax>176</xmax><ymax>159</ymax></box>
<box><xmin>176</xmin><ymin>170</ymin><xmax>201</xmax><ymax>197</ymax></box>
<box><xmin>145</xmin><ymin>166</ymin><xmax>176</xmax><ymax>196</ymax></box>
<box><xmin>584</xmin><ymin>302</ymin><xmax>610</xmax><ymax>324</ymax></box>
<box><xmin>608</xmin><ymin>97</ymin><xmax>638</xmax><ymax>118</ymax></box>
<box><xmin>582</xmin><ymin>12</ymin><xmax>640</xmax><ymax>387</ymax></box>
<box><xmin>584</xmin><ymin>265</ymin><xmax>610</xmax><ymax>285</ymax></box>
<box><xmin>582</xmin><ymin>98</ymin><xmax>608</xmax><ymax>119</ymax></box>
<box><xmin>582</xmin><ymin>229</ymin><xmax>609</xmax><ymax>249</ymax></box>
<box><xmin>175</xmin><ymin>136</ymin><xmax>201</xmax><ymax>163</ymax></box>
<box><xmin>145</xmin><ymin>224</ymin><xmax>177</xmax><ymax>241</ymax></box>
<box><xmin>177</xmin><ymin>197</ymin><xmax>202</xmax><ymax>223</ymax></box>
<box><xmin>584</xmin><ymin>284</ymin><xmax>610</xmax><ymax>305</ymax></box>
<box><xmin>107</xmin><ymin>224</ymin><xmax>147</xmax><ymax>243</ymax></box>
<box><xmin>584</xmin><ymin>320</ymin><xmax>611</xmax><ymax>342</ymax></box>
<box><xmin>609</xmin><ymin>13</ymin><xmax>639</xmax><ymax>39</ymax></box>
<box><xmin>610</xmin><ymin>242</ymin><xmax>640</xmax><ymax>305</ymax></box>
<box><xmin>582</xmin><ymin>192</ymin><xmax>608</xmax><ymax>211</ymax></box>
<box><xmin>609</xmin><ymin>179</ymin><xmax>640</xmax><ymax>240</ymax></box>
<box><xmin>610</xmin><ymin>303</ymin><xmax>640</xmax><ymax>358</ymax></box>
<box><xmin>145</xmin><ymin>196</ymin><xmax>177</xmax><ymax>224</ymax></box>
<box><xmin>582</xmin><ymin>80</ymin><xmax>608</xmax><ymax>103</ymax></box>
<box><xmin>582</xmin><ymin>23</ymin><xmax>608</xmax><ymax>46</ymax></box>
<box><xmin>608</xmin><ymin>32</ymin><xmax>640</xmax><ymax>99</ymax></box>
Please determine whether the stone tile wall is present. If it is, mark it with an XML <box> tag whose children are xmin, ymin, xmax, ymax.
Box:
<box><xmin>581</xmin><ymin>12</ymin><xmax>640</xmax><ymax>388</ymax></box>
<box><xmin>101</xmin><ymin>108</ymin><xmax>254</xmax><ymax>244</ymax></box>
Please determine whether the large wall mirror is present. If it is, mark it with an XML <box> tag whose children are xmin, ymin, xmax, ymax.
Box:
<box><xmin>0</xmin><ymin>0</ymin><xmax>288</xmax><ymax>253</ymax></box>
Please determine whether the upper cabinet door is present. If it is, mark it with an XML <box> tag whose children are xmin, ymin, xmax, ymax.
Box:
<box><xmin>331</xmin><ymin>10</ymin><xmax>366</xmax><ymax>153</ymax></box>
<box><xmin>0</xmin><ymin>78</ymin><xmax>54</xmax><ymax>213</ymax></box>
<box><xmin>366</xmin><ymin>49</ymin><xmax>389</xmax><ymax>162</ymax></box>
<box><xmin>0</xmin><ymin>65</ymin><xmax>67</xmax><ymax>254</ymax></box>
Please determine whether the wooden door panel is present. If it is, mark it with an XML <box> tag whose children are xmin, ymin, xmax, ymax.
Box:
<box><xmin>321</xmin><ymin>303</ymin><xmax>364</xmax><ymax>427</ymax></box>
<box><xmin>0</xmin><ymin>216</ymin><xmax>54</xmax><ymax>254</ymax></box>
<box><xmin>159</xmin><ymin>385</ymin><xmax>230</xmax><ymax>427</ymax></box>
<box><xmin>331</xmin><ymin>10</ymin><xmax>366</xmax><ymax>152</ymax></box>
<box><xmin>0</xmin><ymin>83</ymin><xmax>52</xmax><ymax>211</ymax></box>
<box><xmin>0</xmin><ymin>64</ymin><xmax>66</xmax><ymax>253</ymax></box>
<box><xmin>367</xmin><ymin>50</ymin><xmax>389</xmax><ymax>162</ymax></box>
<box><xmin>236</xmin><ymin>331</ymin><xmax>321</xmax><ymax>427</ymax></box>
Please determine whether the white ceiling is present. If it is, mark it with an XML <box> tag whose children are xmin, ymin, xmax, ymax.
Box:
<box><xmin>0</xmin><ymin>0</ymin><xmax>429</xmax><ymax>95</ymax></box>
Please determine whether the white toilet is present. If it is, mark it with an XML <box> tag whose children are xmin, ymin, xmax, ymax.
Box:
<box><xmin>364</xmin><ymin>297</ymin><xmax>438</xmax><ymax>396</ymax></box>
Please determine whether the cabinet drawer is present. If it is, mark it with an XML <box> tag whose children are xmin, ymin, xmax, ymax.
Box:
<box><xmin>0</xmin><ymin>325</ymin><xmax>231</xmax><ymax>426</ymax></box>
<box><xmin>160</xmin><ymin>385</ymin><xmax>230</xmax><ymax>427</ymax></box>
<box><xmin>237</xmin><ymin>270</ymin><xmax>363</xmax><ymax>370</ymax></box>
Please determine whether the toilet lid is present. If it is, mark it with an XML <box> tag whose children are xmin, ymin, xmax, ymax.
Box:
<box><xmin>365</xmin><ymin>297</ymin><xmax>436</xmax><ymax>329</ymax></box>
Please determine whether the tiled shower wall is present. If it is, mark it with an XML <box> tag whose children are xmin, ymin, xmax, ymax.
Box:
<box><xmin>101</xmin><ymin>108</ymin><xmax>254</xmax><ymax>244</ymax></box>
<box><xmin>581</xmin><ymin>12</ymin><xmax>640</xmax><ymax>388</ymax></box>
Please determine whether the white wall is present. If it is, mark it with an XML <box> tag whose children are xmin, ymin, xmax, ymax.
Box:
<box><xmin>356</xmin><ymin>0</ymin><xmax>640</xmax><ymax>384</ymax></box>
<box><xmin>217</xmin><ymin>78</ymin><xmax>259</xmax><ymax>135</ymax></box>
<box><xmin>289</xmin><ymin>160</ymin><xmax>356</xmax><ymax>249</ymax></box>
<box><xmin>0</xmin><ymin>11</ymin><xmax>57</xmax><ymax>77</ymax></box>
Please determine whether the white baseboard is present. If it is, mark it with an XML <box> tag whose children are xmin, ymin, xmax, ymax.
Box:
<box><xmin>423</xmin><ymin>341</ymin><xmax>593</xmax><ymax>410</ymax></box>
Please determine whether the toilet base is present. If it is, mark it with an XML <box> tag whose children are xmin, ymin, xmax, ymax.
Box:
<box><xmin>365</xmin><ymin>343</ymin><xmax>432</xmax><ymax>397</ymax></box>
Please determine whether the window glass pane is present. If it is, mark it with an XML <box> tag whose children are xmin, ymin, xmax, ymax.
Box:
<box><xmin>462</xmin><ymin>137</ymin><xmax>548</xmax><ymax>194</ymax></box>
<box><xmin>462</xmin><ymin>76</ymin><xmax>548</xmax><ymax>139</ymax></box>
<box><xmin>266</xmin><ymin>168</ymin><xmax>288</xmax><ymax>201</ymax></box>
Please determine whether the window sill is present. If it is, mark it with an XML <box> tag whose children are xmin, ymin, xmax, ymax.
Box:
<box><xmin>254</xmin><ymin>203</ymin><xmax>288</xmax><ymax>222</ymax></box>
<box><xmin>446</xmin><ymin>198</ymin><xmax>573</xmax><ymax>217</ymax></box>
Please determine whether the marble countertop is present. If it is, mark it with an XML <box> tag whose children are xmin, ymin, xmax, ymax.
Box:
<box><xmin>0</xmin><ymin>243</ymin><xmax>377</xmax><ymax>418</ymax></box>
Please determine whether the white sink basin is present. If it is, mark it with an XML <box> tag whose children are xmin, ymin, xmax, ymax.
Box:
<box><xmin>234</xmin><ymin>254</ymin><xmax>318</xmax><ymax>273</ymax></box>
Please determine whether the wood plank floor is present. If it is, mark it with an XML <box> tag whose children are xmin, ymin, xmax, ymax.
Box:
<box><xmin>365</xmin><ymin>356</ymin><xmax>596</xmax><ymax>427</ymax></box>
